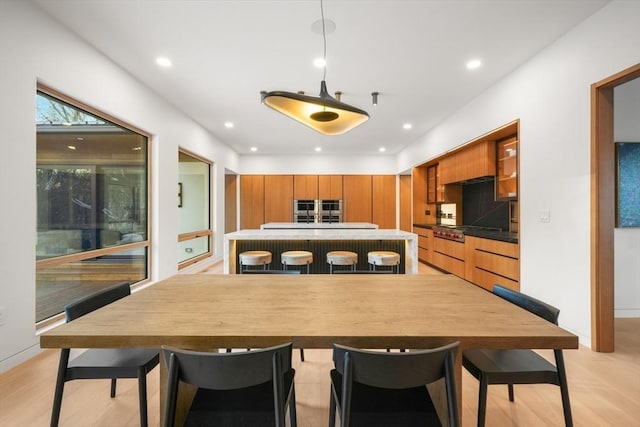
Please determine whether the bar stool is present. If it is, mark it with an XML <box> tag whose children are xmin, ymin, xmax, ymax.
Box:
<box><xmin>326</xmin><ymin>251</ymin><xmax>358</xmax><ymax>274</ymax></box>
<box><xmin>238</xmin><ymin>250</ymin><xmax>272</xmax><ymax>274</ymax></box>
<box><xmin>367</xmin><ymin>250</ymin><xmax>401</xmax><ymax>274</ymax></box>
<box><xmin>281</xmin><ymin>250</ymin><xmax>313</xmax><ymax>274</ymax></box>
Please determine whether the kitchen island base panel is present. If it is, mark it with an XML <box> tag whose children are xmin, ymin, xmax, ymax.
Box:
<box><xmin>234</xmin><ymin>240</ymin><xmax>406</xmax><ymax>274</ymax></box>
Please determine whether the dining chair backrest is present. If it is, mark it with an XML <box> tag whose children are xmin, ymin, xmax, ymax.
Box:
<box><xmin>65</xmin><ymin>281</ymin><xmax>131</xmax><ymax>322</ymax></box>
<box><xmin>332</xmin><ymin>341</ymin><xmax>459</xmax><ymax>389</ymax></box>
<box><xmin>162</xmin><ymin>342</ymin><xmax>293</xmax><ymax>390</ymax></box>
<box><xmin>493</xmin><ymin>285</ymin><xmax>559</xmax><ymax>325</ymax></box>
<box><xmin>162</xmin><ymin>343</ymin><xmax>295</xmax><ymax>427</ymax></box>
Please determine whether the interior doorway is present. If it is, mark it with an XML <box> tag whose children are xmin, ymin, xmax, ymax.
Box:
<box><xmin>591</xmin><ymin>63</ymin><xmax>640</xmax><ymax>352</ymax></box>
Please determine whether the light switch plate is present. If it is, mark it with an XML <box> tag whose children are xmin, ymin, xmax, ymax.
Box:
<box><xmin>0</xmin><ymin>306</ymin><xmax>6</xmax><ymax>326</ymax></box>
<box><xmin>538</xmin><ymin>210</ymin><xmax>551</xmax><ymax>223</ymax></box>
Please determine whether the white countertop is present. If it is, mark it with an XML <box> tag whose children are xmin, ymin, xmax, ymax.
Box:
<box><xmin>225</xmin><ymin>228</ymin><xmax>417</xmax><ymax>240</ymax></box>
<box><xmin>260</xmin><ymin>222</ymin><xmax>378</xmax><ymax>230</ymax></box>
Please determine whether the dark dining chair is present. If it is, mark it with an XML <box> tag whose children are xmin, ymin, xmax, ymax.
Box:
<box><xmin>462</xmin><ymin>284</ymin><xmax>573</xmax><ymax>427</ymax></box>
<box><xmin>329</xmin><ymin>342</ymin><xmax>460</xmax><ymax>427</ymax></box>
<box><xmin>50</xmin><ymin>282</ymin><xmax>159</xmax><ymax>427</ymax></box>
<box><xmin>162</xmin><ymin>342</ymin><xmax>297</xmax><ymax>427</ymax></box>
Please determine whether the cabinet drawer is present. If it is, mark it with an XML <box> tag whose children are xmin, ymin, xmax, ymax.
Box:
<box><xmin>418</xmin><ymin>247</ymin><xmax>429</xmax><ymax>263</ymax></box>
<box><xmin>433</xmin><ymin>237</ymin><xmax>465</xmax><ymax>260</ymax></box>
<box><xmin>474</xmin><ymin>250</ymin><xmax>519</xmax><ymax>282</ymax></box>
<box><xmin>474</xmin><ymin>268</ymin><xmax>519</xmax><ymax>292</ymax></box>
<box><xmin>418</xmin><ymin>235</ymin><xmax>429</xmax><ymax>249</ymax></box>
<box><xmin>413</xmin><ymin>227</ymin><xmax>430</xmax><ymax>237</ymax></box>
<box><xmin>432</xmin><ymin>252</ymin><xmax>465</xmax><ymax>277</ymax></box>
<box><xmin>474</xmin><ymin>238</ymin><xmax>518</xmax><ymax>258</ymax></box>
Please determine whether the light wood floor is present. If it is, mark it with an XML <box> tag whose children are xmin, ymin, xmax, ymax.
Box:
<box><xmin>2</xmin><ymin>262</ymin><xmax>638</xmax><ymax>426</ymax></box>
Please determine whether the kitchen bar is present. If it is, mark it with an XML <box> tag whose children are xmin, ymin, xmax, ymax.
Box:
<box><xmin>224</xmin><ymin>224</ymin><xmax>418</xmax><ymax>274</ymax></box>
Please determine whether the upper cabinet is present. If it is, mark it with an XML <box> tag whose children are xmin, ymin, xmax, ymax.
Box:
<box><xmin>426</xmin><ymin>165</ymin><xmax>437</xmax><ymax>204</ymax></box>
<box><xmin>440</xmin><ymin>140</ymin><xmax>496</xmax><ymax>184</ymax></box>
<box><xmin>318</xmin><ymin>175</ymin><xmax>343</xmax><ymax>199</ymax></box>
<box><xmin>293</xmin><ymin>175</ymin><xmax>318</xmax><ymax>200</ymax></box>
<box><xmin>496</xmin><ymin>136</ymin><xmax>518</xmax><ymax>200</ymax></box>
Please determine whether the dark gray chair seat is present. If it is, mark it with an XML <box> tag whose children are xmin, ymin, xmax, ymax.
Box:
<box><xmin>50</xmin><ymin>282</ymin><xmax>159</xmax><ymax>427</ymax></box>
<box><xmin>462</xmin><ymin>284</ymin><xmax>573</xmax><ymax>427</ymax></box>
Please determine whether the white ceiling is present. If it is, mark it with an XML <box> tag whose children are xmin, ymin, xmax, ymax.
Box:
<box><xmin>33</xmin><ymin>0</ymin><xmax>608</xmax><ymax>156</ymax></box>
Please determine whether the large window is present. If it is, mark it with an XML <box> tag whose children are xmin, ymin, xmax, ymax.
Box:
<box><xmin>178</xmin><ymin>149</ymin><xmax>212</xmax><ymax>268</ymax></box>
<box><xmin>36</xmin><ymin>86</ymin><xmax>150</xmax><ymax>323</ymax></box>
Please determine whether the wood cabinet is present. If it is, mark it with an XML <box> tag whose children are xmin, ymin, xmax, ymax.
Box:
<box><xmin>372</xmin><ymin>175</ymin><xmax>396</xmax><ymax>229</ymax></box>
<box><xmin>432</xmin><ymin>237</ymin><xmax>465</xmax><ymax>277</ymax></box>
<box><xmin>239</xmin><ymin>175</ymin><xmax>264</xmax><ymax>229</ymax></box>
<box><xmin>343</xmin><ymin>175</ymin><xmax>372</xmax><ymax>222</ymax></box>
<box><xmin>264</xmin><ymin>175</ymin><xmax>293</xmax><ymax>223</ymax></box>
<box><xmin>412</xmin><ymin>166</ymin><xmax>429</xmax><ymax>224</ymax></box>
<box><xmin>414</xmin><ymin>226</ymin><xmax>433</xmax><ymax>264</ymax></box>
<box><xmin>399</xmin><ymin>175</ymin><xmax>412</xmax><ymax>231</ymax></box>
<box><xmin>293</xmin><ymin>175</ymin><xmax>318</xmax><ymax>200</ymax></box>
<box><xmin>318</xmin><ymin>175</ymin><xmax>343</xmax><ymax>199</ymax></box>
<box><xmin>496</xmin><ymin>136</ymin><xmax>518</xmax><ymax>200</ymax></box>
<box><xmin>427</xmin><ymin>165</ymin><xmax>437</xmax><ymax>203</ymax></box>
<box><xmin>465</xmin><ymin>236</ymin><xmax>519</xmax><ymax>291</ymax></box>
<box><xmin>440</xmin><ymin>140</ymin><xmax>496</xmax><ymax>184</ymax></box>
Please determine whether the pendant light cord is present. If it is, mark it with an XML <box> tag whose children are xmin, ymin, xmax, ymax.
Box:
<box><xmin>320</xmin><ymin>0</ymin><xmax>327</xmax><ymax>81</ymax></box>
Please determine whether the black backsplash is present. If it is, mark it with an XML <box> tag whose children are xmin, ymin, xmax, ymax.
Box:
<box><xmin>462</xmin><ymin>179</ymin><xmax>509</xmax><ymax>229</ymax></box>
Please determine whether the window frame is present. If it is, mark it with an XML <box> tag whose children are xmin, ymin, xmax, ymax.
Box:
<box><xmin>35</xmin><ymin>83</ymin><xmax>152</xmax><ymax>328</ymax></box>
<box><xmin>177</xmin><ymin>147</ymin><xmax>213</xmax><ymax>269</ymax></box>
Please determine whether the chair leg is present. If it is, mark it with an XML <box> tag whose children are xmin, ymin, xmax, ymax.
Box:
<box><xmin>50</xmin><ymin>349</ymin><xmax>70</xmax><ymax>427</ymax></box>
<box><xmin>508</xmin><ymin>383</ymin><xmax>514</xmax><ymax>402</ymax></box>
<box><xmin>137</xmin><ymin>368</ymin><xmax>149</xmax><ymax>427</ymax></box>
<box><xmin>477</xmin><ymin>374</ymin><xmax>488</xmax><ymax>427</ymax></box>
<box><xmin>299</xmin><ymin>348</ymin><xmax>305</xmax><ymax>362</ymax></box>
<box><xmin>555</xmin><ymin>350</ymin><xmax>574</xmax><ymax>427</ymax></box>
<box><xmin>110</xmin><ymin>378</ymin><xmax>117</xmax><ymax>398</ymax></box>
<box><xmin>289</xmin><ymin>384</ymin><xmax>298</xmax><ymax>427</ymax></box>
<box><xmin>328</xmin><ymin>387</ymin><xmax>336</xmax><ymax>427</ymax></box>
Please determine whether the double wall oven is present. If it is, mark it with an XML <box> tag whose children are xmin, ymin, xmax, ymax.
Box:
<box><xmin>294</xmin><ymin>199</ymin><xmax>343</xmax><ymax>223</ymax></box>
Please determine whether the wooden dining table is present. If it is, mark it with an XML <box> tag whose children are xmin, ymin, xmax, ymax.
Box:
<box><xmin>40</xmin><ymin>273</ymin><xmax>578</xmax><ymax>425</ymax></box>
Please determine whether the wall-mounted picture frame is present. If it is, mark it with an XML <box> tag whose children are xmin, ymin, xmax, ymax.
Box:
<box><xmin>615</xmin><ymin>142</ymin><xmax>640</xmax><ymax>227</ymax></box>
<box><xmin>178</xmin><ymin>182</ymin><xmax>183</xmax><ymax>208</ymax></box>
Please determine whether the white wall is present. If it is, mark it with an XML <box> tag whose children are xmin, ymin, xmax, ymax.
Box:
<box><xmin>2</xmin><ymin>1</ymin><xmax>639</xmax><ymax>372</ymax></box>
<box><xmin>614</xmin><ymin>78</ymin><xmax>640</xmax><ymax>317</ymax></box>
<box><xmin>0</xmin><ymin>1</ymin><xmax>239</xmax><ymax>372</ymax></box>
<box><xmin>398</xmin><ymin>0</ymin><xmax>640</xmax><ymax>346</ymax></box>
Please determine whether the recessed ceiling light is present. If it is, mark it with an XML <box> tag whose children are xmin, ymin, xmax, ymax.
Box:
<box><xmin>466</xmin><ymin>59</ymin><xmax>482</xmax><ymax>70</ymax></box>
<box><xmin>313</xmin><ymin>57</ymin><xmax>326</xmax><ymax>68</ymax></box>
<box><xmin>379</xmin><ymin>147</ymin><xmax>386</xmax><ymax>152</ymax></box>
<box><xmin>76</xmin><ymin>137</ymin><xmax>84</xmax><ymax>141</ymax></box>
<box><xmin>67</xmin><ymin>145</ymin><xmax>76</xmax><ymax>150</ymax></box>
<box><xmin>315</xmin><ymin>147</ymin><xmax>322</xmax><ymax>152</ymax></box>
<box><xmin>156</xmin><ymin>57</ymin><xmax>172</xmax><ymax>67</ymax></box>
<box><xmin>403</xmin><ymin>123</ymin><xmax>412</xmax><ymax>130</ymax></box>
<box><xmin>250</xmin><ymin>147</ymin><xmax>258</xmax><ymax>152</ymax></box>
<box><xmin>224</xmin><ymin>122</ymin><xmax>234</xmax><ymax>128</ymax></box>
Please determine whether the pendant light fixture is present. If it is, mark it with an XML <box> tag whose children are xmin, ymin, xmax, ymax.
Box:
<box><xmin>262</xmin><ymin>0</ymin><xmax>369</xmax><ymax>136</ymax></box>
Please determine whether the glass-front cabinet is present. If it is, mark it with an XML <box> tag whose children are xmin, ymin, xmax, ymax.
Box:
<box><xmin>496</xmin><ymin>136</ymin><xmax>518</xmax><ymax>200</ymax></box>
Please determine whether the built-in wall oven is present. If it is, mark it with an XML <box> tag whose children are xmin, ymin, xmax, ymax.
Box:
<box><xmin>293</xmin><ymin>199</ymin><xmax>343</xmax><ymax>223</ymax></box>
<box><xmin>293</xmin><ymin>199</ymin><xmax>318</xmax><ymax>223</ymax></box>
<box><xmin>320</xmin><ymin>199</ymin><xmax>342</xmax><ymax>223</ymax></box>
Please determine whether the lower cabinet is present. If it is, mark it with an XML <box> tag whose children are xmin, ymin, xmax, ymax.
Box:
<box><xmin>465</xmin><ymin>236</ymin><xmax>519</xmax><ymax>291</ymax></box>
<box><xmin>414</xmin><ymin>227</ymin><xmax>433</xmax><ymax>264</ymax></box>
<box><xmin>432</xmin><ymin>237</ymin><xmax>465</xmax><ymax>277</ymax></box>
<box><xmin>419</xmin><ymin>232</ymin><xmax>519</xmax><ymax>291</ymax></box>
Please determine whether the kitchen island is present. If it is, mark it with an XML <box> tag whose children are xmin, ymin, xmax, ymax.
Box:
<box><xmin>224</xmin><ymin>225</ymin><xmax>418</xmax><ymax>274</ymax></box>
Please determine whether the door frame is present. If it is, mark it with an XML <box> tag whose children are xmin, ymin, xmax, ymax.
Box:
<box><xmin>591</xmin><ymin>63</ymin><xmax>640</xmax><ymax>352</ymax></box>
